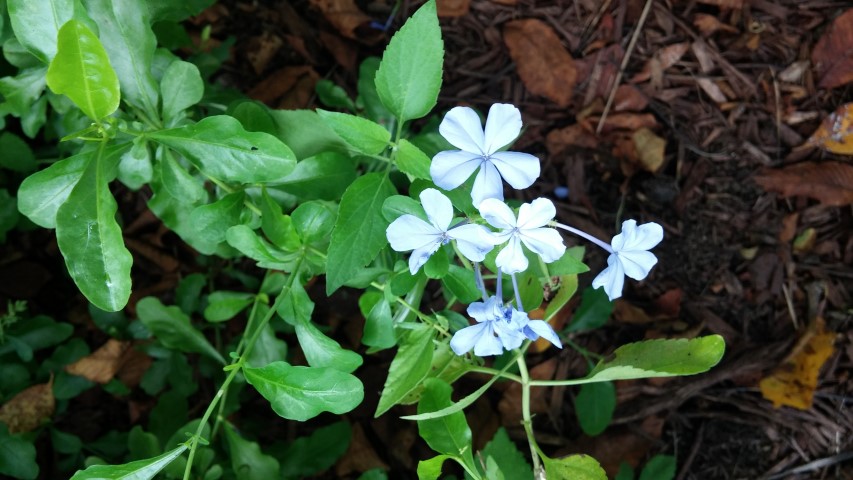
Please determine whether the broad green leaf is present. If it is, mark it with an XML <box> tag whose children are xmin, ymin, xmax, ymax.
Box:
<box><xmin>639</xmin><ymin>455</ymin><xmax>676</xmax><ymax>480</ymax></box>
<box><xmin>357</xmin><ymin>57</ymin><xmax>393</xmax><ymax>126</ymax></box>
<box><xmin>400</xmin><ymin>342</ymin><xmax>469</xmax><ymax>405</ymax></box>
<box><xmin>260</xmin><ymin>189</ymin><xmax>300</xmax><ymax>250</ymax></box>
<box><xmin>273</xmin><ymin>152</ymin><xmax>356</xmax><ymax>201</ymax></box>
<box><xmin>567</xmin><ymin>287</ymin><xmax>613</xmax><ymax>332</ymax></box>
<box><xmin>229</xmin><ymin>100</ymin><xmax>277</xmax><ymax>135</ymax></box>
<box><xmin>584</xmin><ymin>335</ymin><xmax>725</xmax><ymax>382</ymax></box>
<box><xmin>485</xmin><ymin>456</ymin><xmax>505</xmax><ymax>480</ymax></box>
<box><xmin>417</xmin><ymin>378</ymin><xmax>473</xmax><ymax>459</ymax></box>
<box><xmin>374</xmin><ymin>0</ymin><xmax>443</xmax><ymax>122</ymax></box>
<box><xmin>159</xmin><ymin>149</ymin><xmax>205</xmax><ymax>203</ymax></box>
<box><xmin>575</xmin><ymin>381</ymin><xmax>615</xmax><ymax>436</ymax></box>
<box><xmin>270</xmin><ymin>109</ymin><xmax>348</xmax><ymax>160</ymax></box>
<box><xmin>395</xmin><ymin>139</ymin><xmax>431</xmax><ymax>180</ymax></box>
<box><xmin>542</xmin><ymin>454</ymin><xmax>607</xmax><ymax>480</ymax></box>
<box><xmin>203</xmin><ymin>291</ymin><xmax>254</xmax><ymax>322</ymax></box>
<box><xmin>160</xmin><ymin>60</ymin><xmax>203</xmax><ymax>122</ymax></box>
<box><xmin>84</xmin><ymin>0</ymin><xmax>159</xmax><ymax>117</ymax></box>
<box><xmin>18</xmin><ymin>143</ymin><xmax>130</xmax><ymax>228</ymax></box>
<box><xmin>226</xmin><ymin>225</ymin><xmax>296</xmax><ymax>271</ymax></box>
<box><xmin>117</xmin><ymin>140</ymin><xmax>153</xmax><ymax>190</ymax></box>
<box><xmin>0</xmin><ymin>67</ymin><xmax>47</xmax><ymax>133</ymax></box>
<box><xmin>55</xmin><ymin>146</ymin><xmax>132</xmax><ymax>311</ymax></box>
<box><xmin>246</xmin><ymin>307</ymin><xmax>288</xmax><ymax>368</ymax></box>
<box><xmin>148</xmin><ymin>390</ymin><xmax>188</xmax><ymax>445</ymax></box>
<box><xmin>0</xmin><ymin>132</ymin><xmax>37</xmax><ymax>172</ymax></box>
<box><xmin>315</xmin><ymin>79</ymin><xmax>355</xmax><ymax>111</ymax></box>
<box><xmin>0</xmin><ymin>424</ymin><xmax>38</xmax><ymax>479</ymax></box>
<box><xmin>136</xmin><ymin>297</ymin><xmax>226</xmax><ymax>364</ymax></box>
<box><xmin>481</xmin><ymin>428</ymin><xmax>533</xmax><ymax>480</ymax></box>
<box><xmin>316</xmin><ymin>109</ymin><xmax>390</xmax><ymax>155</ymax></box>
<box><xmin>548</xmin><ymin>248</ymin><xmax>589</xmax><ymax>275</ymax></box>
<box><xmin>244</xmin><ymin>361</ymin><xmax>364</xmax><ymax>421</ymax></box>
<box><xmin>360</xmin><ymin>295</ymin><xmax>395</xmax><ymax>349</ymax></box>
<box><xmin>223</xmin><ymin>423</ymin><xmax>280</xmax><ymax>480</ymax></box>
<box><xmin>188</xmin><ymin>191</ymin><xmax>246</xmax><ymax>254</ymax></box>
<box><xmin>148</xmin><ymin>116</ymin><xmax>296</xmax><ymax>184</ymax></box>
<box><xmin>0</xmin><ymin>316</ymin><xmax>73</xmax><ymax>360</ymax></box>
<box><xmin>278</xmin><ymin>422</ymin><xmax>351</xmax><ymax>478</ymax></box>
<box><xmin>292</xmin><ymin>201</ymin><xmax>336</xmax><ymax>245</ymax></box>
<box><xmin>46</xmin><ymin>19</ymin><xmax>120</xmax><ymax>120</ymax></box>
<box><xmin>69</xmin><ymin>444</ymin><xmax>188</xmax><ymax>480</ymax></box>
<box><xmin>276</xmin><ymin>280</ymin><xmax>313</xmax><ymax>327</ymax></box>
<box><xmin>381</xmin><ymin>194</ymin><xmax>425</xmax><ymax>223</ymax></box>
<box><xmin>423</xmin><ymin>246</ymin><xmax>449</xmax><ymax>279</ymax></box>
<box><xmin>127</xmin><ymin>426</ymin><xmax>160</xmax><ymax>461</ymax></box>
<box><xmin>326</xmin><ymin>173</ymin><xmax>396</xmax><ymax>294</ymax></box>
<box><xmin>416</xmin><ymin>455</ymin><xmax>451</xmax><ymax>480</ymax></box>
<box><xmin>375</xmin><ymin>324</ymin><xmax>434</xmax><ymax>417</ymax></box>
<box><xmin>7</xmin><ymin>0</ymin><xmax>76</xmax><ymax>63</ymax></box>
<box><xmin>295</xmin><ymin>319</ymin><xmax>363</xmax><ymax>373</ymax></box>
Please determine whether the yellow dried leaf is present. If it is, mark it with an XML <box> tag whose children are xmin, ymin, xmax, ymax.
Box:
<box><xmin>807</xmin><ymin>103</ymin><xmax>853</xmax><ymax>155</ymax></box>
<box><xmin>632</xmin><ymin>127</ymin><xmax>666</xmax><ymax>173</ymax></box>
<box><xmin>0</xmin><ymin>379</ymin><xmax>55</xmax><ymax>433</ymax></box>
<box><xmin>759</xmin><ymin>318</ymin><xmax>836</xmax><ymax>410</ymax></box>
<box><xmin>66</xmin><ymin>339</ymin><xmax>132</xmax><ymax>384</ymax></box>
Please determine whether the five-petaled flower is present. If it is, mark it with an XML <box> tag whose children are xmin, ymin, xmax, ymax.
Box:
<box><xmin>386</xmin><ymin>188</ymin><xmax>495</xmax><ymax>275</ymax></box>
<box><xmin>478</xmin><ymin>197</ymin><xmax>565</xmax><ymax>274</ymax></box>
<box><xmin>431</xmin><ymin>104</ymin><xmax>541</xmax><ymax>206</ymax></box>
<box><xmin>592</xmin><ymin>220</ymin><xmax>664</xmax><ymax>301</ymax></box>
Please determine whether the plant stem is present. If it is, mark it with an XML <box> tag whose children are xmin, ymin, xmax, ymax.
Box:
<box><xmin>511</xmin><ymin>273</ymin><xmax>524</xmax><ymax>311</ymax></box>
<box><xmin>516</xmin><ymin>351</ymin><xmax>544</xmax><ymax>475</ymax></box>
<box><xmin>553</xmin><ymin>222</ymin><xmax>613</xmax><ymax>254</ymax></box>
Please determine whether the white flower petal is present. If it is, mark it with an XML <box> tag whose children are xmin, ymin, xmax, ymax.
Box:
<box><xmin>450</xmin><ymin>323</ymin><xmax>490</xmax><ymax>355</ymax></box>
<box><xmin>448</xmin><ymin>224</ymin><xmax>496</xmax><ymax>262</ymax></box>
<box><xmin>623</xmin><ymin>221</ymin><xmax>664</xmax><ymax>251</ymax></box>
<box><xmin>473</xmin><ymin>329</ymin><xmax>505</xmax><ymax>356</ymax></box>
<box><xmin>496</xmin><ymin>236</ymin><xmax>528</xmax><ymax>273</ymax></box>
<box><xmin>519</xmin><ymin>227</ymin><xmax>565</xmax><ymax>263</ymax></box>
<box><xmin>386</xmin><ymin>215</ymin><xmax>440</xmax><ymax>251</ymax></box>
<box><xmin>483</xmin><ymin>103</ymin><xmax>522</xmax><ymax>154</ymax></box>
<box><xmin>419</xmin><ymin>188</ymin><xmax>453</xmax><ymax>231</ymax></box>
<box><xmin>467</xmin><ymin>297</ymin><xmax>495</xmax><ymax>323</ymax></box>
<box><xmin>408</xmin><ymin>243</ymin><xmax>441</xmax><ymax>274</ymax></box>
<box><xmin>591</xmin><ymin>255</ymin><xmax>625</xmax><ymax>301</ymax></box>
<box><xmin>610</xmin><ymin>219</ymin><xmax>637</xmax><ymax>252</ymax></box>
<box><xmin>617</xmin><ymin>250</ymin><xmax>658</xmax><ymax>280</ymax></box>
<box><xmin>517</xmin><ymin>198</ymin><xmax>556</xmax><ymax>229</ymax></box>
<box><xmin>494</xmin><ymin>321</ymin><xmax>525</xmax><ymax>351</ymax></box>
<box><xmin>471</xmin><ymin>161</ymin><xmax>504</xmax><ymax>206</ymax></box>
<box><xmin>478</xmin><ymin>198</ymin><xmax>517</xmax><ymax>231</ymax></box>
<box><xmin>430</xmin><ymin>151</ymin><xmax>482</xmax><ymax>191</ymax></box>
<box><xmin>524</xmin><ymin>320</ymin><xmax>563</xmax><ymax>349</ymax></box>
<box><xmin>489</xmin><ymin>151</ymin><xmax>540</xmax><ymax>190</ymax></box>
<box><xmin>439</xmin><ymin>106</ymin><xmax>486</xmax><ymax>154</ymax></box>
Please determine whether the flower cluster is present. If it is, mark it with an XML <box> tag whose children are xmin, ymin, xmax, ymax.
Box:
<box><xmin>386</xmin><ymin>103</ymin><xmax>663</xmax><ymax>356</ymax></box>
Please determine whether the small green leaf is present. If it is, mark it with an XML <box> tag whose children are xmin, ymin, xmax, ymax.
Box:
<box><xmin>229</xmin><ymin>100</ymin><xmax>277</xmax><ymax>135</ymax></box>
<box><xmin>160</xmin><ymin>150</ymin><xmax>205</xmax><ymax>203</ymax></box>
<box><xmin>423</xmin><ymin>247</ymin><xmax>449</xmax><ymax>279</ymax></box>
<box><xmin>416</xmin><ymin>455</ymin><xmax>451</xmax><ymax>480</ymax></box>
<box><xmin>188</xmin><ymin>191</ymin><xmax>246</xmax><ymax>255</ymax></box>
<box><xmin>246</xmin><ymin>306</ymin><xmax>288</xmax><ymax>368</ymax></box>
<box><xmin>148</xmin><ymin>115</ymin><xmax>296</xmax><ymax>184</ymax></box>
<box><xmin>575</xmin><ymin>381</ymin><xmax>616</xmax><ymax>436</ymax></box>
<box><xmin>69</xmin><ymin>444</ymin><xmax>188</xmax><ymax>480</ymax></box>
<box><xmin>542</xmin><ymin>454</ymin><xmax>607</xmax><ymax>480</ymax></box>
<box><xmin>0</xmin><ymin>67</ymin><xmax>47</xmax><ymax>136</ymax></box>
<box><xmin>226</xmin><ymin>225</ymin><xmax>296</xmax><ymax>271</ymax></box>
<box><xmin>291</xmin><ymin>201</ymin><xmax>336</xmax><ymax>245</ymax></box>
<box><xmin>481</xmin><ymin>428</ymin><xmax>533</xmax><ymax>480</ymax></box>
<box><xmin>0</xmin><ymin>424</ymin><xmax>38</xmax><ymax>479</ymax></box>
<box><xmin>273</xmin><ymin>152</ymin><xmax>356</xmax><ymax>202</ymax></box>
<box><xmin>357</xmin><ymin>57</ymin><xmax>393</xmax><ymax>126</ymax></box>
<box><xmin>316</xmin><ymin>109</ymin><xmax>390</xmax><ymax>155</ymax></box>
<box><xmin>360</xmin><ymin>295</ymin><xmax>395</xmax><ymax>349</ymax></box>
<box><xmin>0</xmin><ymin>132</ymin><xmax>37</xmax><ymax>173</ymax></box>
<box><xmin>639</xmin><ymin>455</ymin><xmax>676</xmax><ymax>480</ymax></box>
<box><xmin>203</xmin><ymin>291</ymin><xmax>254</xmax><ymax>322</ymax></box>
<box><xmin>295</xmin><ymin>320</ymin><xmax>363</xmax><ymax>373</ymax></box>
<box><xmin>381</xmin><ymin>194</ymin><xmax>425</xmax><ymax>223</ymax></box>
<box><xmin>55</xmin><ymin>147</ymin><xmax>132</xmax><ymax>311</ymax></box>
<box><xmin>417</xmin><ymin>378</ymin><xmax>473</xmax><ymax>458</ymax></box>
<box><xmin>136</xmin><ymin>297</ymin><xmax>226</xmax><ymax>364</ymax></box>
<box><xmin>585</xmin><ymin>335</ymin><xmax>726</xmax><ymax>382</ymax></box>
<box><xmin>548</xmin><ymin>248</ymin><xmax>589</xmax><ymax>275</ymax></box>
<box><xmin>278</xmin><ymin>422</ymin><xmax>351</xmax><ymax>478</ymax></box>
<box><xmin>315</xmin><ymin>79</ymin><xmax>355</xmax><ymax>111</ymax></box>
<box><xmin>567</xmin><ymin>287</ymin><xmax>613</xmax><ymax>332</ymax></box>
<box><xmin>276</xmin><ymin>281</ymin><xmax>313</xmax><ymax>327</ymax></box>
<box><xmin>46</xmin><ymin>19</ymin><xmax>120</xmax><ymax>120</ymax></box>
<box><xmin>117</xmin><ymin>140</ymin><xmax>153</xmax><ymax>190</ymax></box>
<box><xmin>374</xmin><ymin>0</ymin><xmax>443</xmax><ymax>122</ymax></box>
<box><xmin>244</xmin><ymin>361</ymin><xmax>364</xmax><ymax>421</ymax></box>
<box><xmin>260</xmin><ymin>189</ymin><xmax>300</xmax><ymax>250</ymax></box>
<box><xmin>269</xmin><ymin>109</ymin><xmax>348</xmax><ymax>160</ymax></box>
<box><xmin>326</xmin><ymin>173</ymin><xmax>396</xmax><ymax>294</ymax></box>
<box><xmin>223</xmin><ymin>423</ymin><xmax>280</xmax><ymax>480</ymax></box>
<box><xmin>160</xmin><ymin>59</ymin><xmax>203</xmax><ymax>122</ymax></box>
<box><xmin>395</xmin><ymin>139</ymin><xmax>431</xmax><ymax>180</ymax></box>
<box><xmin>375</xmin><ymin>324</ymin><xmax>434</xmax><ymax>417</ymax></box>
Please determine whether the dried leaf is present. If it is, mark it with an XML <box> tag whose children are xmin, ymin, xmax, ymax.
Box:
<box><xmin>504</xmin><ymin>19</ymin><xmax>577</xmax><ymax>107</ymax></box>
<box><xmin>696</xmin><ymin>0</ymin><xmax>743</xmax><ymax>8</ymax></box>
<box><xmin>759</xmin><ymin>318</ymin><xmax>836</xmax><ymax>410</ymax></box>
<box><xmin>246</xmin><ymin>33</ymin><xmax>283</xmax><ymax>75</ymax></box>
<box><xmin>632</xmin><ymin>128</ymin><xmax>666</xmax><ymax>173</ymax></box>
<box><xmin>437</xmin><ymin>0</ymin><xmax>469</xmax><ymax>17</ymax></box>
<box><xmin>631</xmin><ymin>42</ymin><xmax>690</xmax><ymax>83</ymax></box>
<box><xmin>693</xmin><ymin>13</ymin><xmax>739</xmax><ymax>37</ymax></box>
<box><xmin>754</xmin><ymin>161</ymin><xmax>853</xmax><ymax>207</ymax></box>
<box><xmin>309</xmin><ymin>0</ymin><xmax>372</xmax><ymax>40</ymax></box>
<box><xmin>612</xmin><ymin>84</ymin><xmax>648</xmax><ymax>112</ymax></box>
<box><xmin>545</xmin><ymin>123</ymin><xmax>597</xmax><ymax>156</ymax></box>
<box><xmin>0</xmin><ymin>380</ymin><xmax>55</xmax><ymax>433</ymax></box>
<box><xmin>593</xmin><ymin>113</ymin><xmax>658</xmax><ymax>132</ymax></box>
<box><xmin>807</xmin><ymin>103</ymin><xmax>853</xmax><ymax>155</ymax></box>
<box><xmin>812</xmin><ymin>9</ymin><xmax>853</xmax><ymax>89</ymax></box>
<box><xmin>696</xmin><ymin>78</ymin><xmax>728</xmax><ymax>103</ymax></box>
<box><xmin>66</xmin><ymin>339</ymin><xmax>132</xmax><ymax>384</ymax></box>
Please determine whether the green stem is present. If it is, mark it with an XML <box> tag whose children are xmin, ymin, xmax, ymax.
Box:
<box><xmin>516</xmin><ymin>349</ymin><xmax>544</xmax><ymax>475</ymax></box>
<box><xmin>466</xmin><ymin>366</ymin><xmax>523</xmax><ymax>384</ymax></box>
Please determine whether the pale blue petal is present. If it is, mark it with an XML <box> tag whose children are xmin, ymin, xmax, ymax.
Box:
<box><xmin>494</xmin><ymin>321</ymin><xmax>525</xmax><ymax>351</ymax></box>
<box><xmin>473</xmin><ymin>328</ymin><xmax>505</xmax><ymax>356</ymax></box>
<box><xmin>431</xmin><ymin>151</ymin><xmax>482</xmax><ymax>191</ymax></box>
<box><xmin>519</xmin><ymin>227</ymin><xmax>565</xmax><ymax>263</ymax></box>
<box><xmin>517</xmin><ymin>198</ymin><xmax>556</xmax><ymax>229</ymax></box>
<box><xmin>471</xmin><ymin>161</ymin><xmax>504</xmax><ymax>206</ymax></box>
<box><xmin>478</xmin><ymin>198</ymin><xmax>517</xmax><ymax>231</ymax></box>
<box><xmin>496</xmin><ymin>236</ymin><xmax>528</xmax><ymax>273</ymax></box>
<box><xmin>591</xmin><ymin>255</ymin><xmax>625</xmax><ymax>301</ymax></box>
<box><xmin>467</xmin><ymin>296</ymin><xmax>501</xmax><ymax>323</ymax></box>
<box><xmin>489</xmin><ymin>151</ymin><xmax>540</xmax><ymax>190</ymax></box>
<box><xmin>419</xmin><ymin>188</ymin><xmax>453</xmax><ymax>231</ymax></box>
<box><xmin>448</xmin><ymin>224</ymin><xmax>496</xmax><ymax>262</ymax></box>
<box><xmin>622</xmin><ymin>221</ymin><xmax>664</xmax><ymax>251</ymax></box>
<box><xmin>524</xmin><ymin>320</ymin><xmax>563</xmax><ymax>349</ymax></box>
<box><xmin>450</xmin><ymin>323</ymin><xmax>490</xmax><ymax>355</ymax></box>
<box><xmin>408</xmin><ymin>242</ymin><xmax>442</xmax><ymax>274</ymax></box>
<box><xmin>483</xmin><ymin>103</ymin><xmax>522</xmax><ymax>155</ymax></box>
<box><xmin>386</xmin><ymin>215</ymin><xmax>440</xmax><ymax>251</ymax></box>
<box><xmin>439</xmin><ymin>106</ymin><xmax>486</xmax><ymax>154</ymax></box>
<box><xmin>617</xmin><ymin>250</ymin><xmax>658</xmax><ymax>280</ymax></box>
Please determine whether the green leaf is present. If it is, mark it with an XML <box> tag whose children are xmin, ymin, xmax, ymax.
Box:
<box><xmin>55</xmin><ymin>146</ymin><xmax>132</xmax><ymax>311</ymax></box>
<box><xmin>117</xmin><ymin>140</ymin><xmax>153</xmax><ymax>190</ymax></box>
<box><xmin>46</xmin><ymin>19</ymin><xmax>120</xmax><ymax>120</ymax></box>
<box><xmin>160</xmin><ymin>60</ymin><xmax>203</xmax><ymax>122</ymax></box>
<box><xmin>226</xmin><ymin>225</ymin><xmax>296</xmax><ymax>271</ymax></box>
<box><xmin>295</xmin><ymin>320</ymin><xmax>363</xmax><ymax>374</ymax></box>
<box><xmin>292</xmin><ymin>201</ymin><xmax>336</xmax><ymax>245</ymax></box>
<box><xmin>69</xmin><ymin>444</ymin><xmax>188</xmax><ymax>480</ymax></box>
<box><xmin>7</xmin><ymin>0</ymin><xmax>77</xmax><ymax>63</ymax></box>
<box><xmin>357</xmin><ymin>57</ymin><xmax>393</xmax><ymax>126</ymax></box>
<box><xmin>416</xmin><ymin>455</ymin><xmax>451</xmax><ymax>480</ymax></box>
<box><xmin>203</xmin><ymin>291</ymin><xmax>254</xmax><ymax>322</ymax></box>
<box><xmin>548</xmin><ymin>248</ymin><xmax>589</xmax><ymax>275</ymax></box>
<box><xmin>223</xmin><ymin>423</ymin><xmax>280</xmax><ymax>480</ymax></box>
<box><xmin>0</xmin><ymin>190</ymin><xmax>19</xmax><ymax>241</ymax></box>
<box><xmin>381</xmin><ymin>194</ymin><xmax>425</xmax><ymax>223</ymax></box>
<box><xmin>639</xmin><ymin>455</ymin><xmax>676</xmax><ymax>480</ymax></box>
<box><xmin>269</xmin><ymin>109</ymin><xmax>348</xmax><ymax>160</ymax></box>
<box><xmin>274</xmin><ymin>152</ymin><xmax>356</xmax><ymax>201</ymax></box>
<box><xmin>0</xmin><ymin>424</ymin><xmax>38</xmax><ymax>479</ymax></box>
<box><xmin>188</xmin><ymin>191</ymin><xmax>246</xmax><ymax>254</ymax></box>
<box><xmin>575</xmin><ymin>381</ymin><xmax>615</xmax><ymax>436</ymax></box>
<box><xmin>243</xmin><ymin>361</ymin><xmax>364</xmax><ymax>421</ymax></box>
<box><xmin>146</xmin><ymin>0</ymin><xmax>215</xmax><ymax>22</ymax></box>
<box><xmin>127</xmin><ymin>426</ymin><xmax>160</xmax><ymax>461</ymax></box>
<box><xmin>260</xmin><ymin>189</ymin><xmax>300</xmax><ymax>250</ymax></box>
<box><xmin>374</xmin><ymin>0</ymin><xmax>443</xmax><ymax>122</ymax></box>
<box><xmin>84</xmin><ymin>0</ymin><xmax>159</xmax><ymax>117</ymax></box>
<box><xmin>326</xmin><ymin>173</ymin><xmax>396</xmax><ymax>294</ymax></box>
<box><xmin>567</xmin><ymin>287</ymin><xmax>613</xmax><ymax>332</ymax></box>
<box><xmin>615</xmin><ymin>462</ymin><xmax>635</xmax><ymax>480</ymax></box>
<box><xmin>360</xmin><ymin>294</ymin><xmax>395</xmax><ymax>349</ymax></box>
<box><xmin>375</xmin><ymin>324</ymin><xmax>434</xmax><ymax>417</ymax></box>
<box><xmin>276</xmin><ymin>280</ymin><xmax>313</xmax><ymax>327</ymax></box>
<box><xmin>400</xmin><ymin>342</ymin><xmax>469</xmax><ymax>405</ymax></box>
<box><xmin>395</xmin><ymin>139</ymin><xmax>431</xmax><ymax>180</ymax></box>
<box><xmin>136</xmin><ymin>297</ymin><xmax>226</xmax><ymax>364</ymax></box>
<box><xmin>0</xmin><ymin>132</ymin><xmax>37</xmax><ymax>172</ymax></box>
<box><xmin>315</xmin><ymin>79</ymin><xmax>355</xmax><ymax>111</ymax></box>
<box><xmin>481</xmin><ymin>428</ymin><xmax>533</xmax><ymax>480</ymax></box>
<box><xmin>417</xmin><ymin>378</ymin><xmax>473</xmax><ymax>458</ymax></box>
<box><xmin>246</xmin><ymin>305</ymin><xmax>288</xmax><ymax>368</ymax></box>
<box><xmin>316</xmin><ymin>109</ymin><xmax>390</xmax><ymax>155</ymax></box>
<box><xmin>584</xmin><ymin>335</ymin><xmax>725</xmax><ymax>382</ymax></box>
<box><xmin>229</xmin><ymin>100</ymin><xmax>277</xmax><ymax>135</ymax></box>
<box><xmin>0</xmin><ymin>67</ymin><xmax>47</xmax><ymax>136</ymax></box>
<box><xmin>542</xmin><ymin>454</ymin><xmax>607</xmax><ymax>480</ymax></box>
<box><xmin>278</xmin><ymin>421</ymin><xmax>351</xmax><ymax>478</ymax></box>
<box><xmin>148</xmin><ymin>116</ymin><xmax>296</xmax><ymax>184</ymax></box>
<box><xmin>160</xmin><ymin>149</ymin><xmax>205</xmax><ymax>203</ymax></box>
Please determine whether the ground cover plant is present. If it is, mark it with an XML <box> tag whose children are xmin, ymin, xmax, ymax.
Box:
<box><xmin>0</xmin><ymin>0</ymin><xmax>850</xmax><ymax>479</ymax></box>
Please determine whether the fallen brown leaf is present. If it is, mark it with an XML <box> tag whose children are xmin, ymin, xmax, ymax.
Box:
<box><xmin>309</xmin><ymin>0</ymin><xmax>372</xmax><ymax>40</ymax></box>
<box><xmin>545</xmin><ymin>123</ymin><xmax>598</xmax><ymax>156</ymax></box>
<box><xmin>590</xmin><ymin>112</ymin><xmax>658</xmax><ymax>132</ymax></box>
<box><xmin>693</xmin><ymin>13</ymin><xmax>739</xmax><ymax>37</ymax></box>
<box><xmin>504</xmin><ymin>19</ymin><xmax>577</xmax><ymax>107</ymax></box>
<box><xmin>631</xmin><ymin>42</ymin><xmax>690</xmax><ymax>83</ymax></box>
<box><xmin>696</xmin><ymin>0</ymin><xmax>743</xmax><ymax>8</ymax></box>
<box><xmin>807</xmin><ymin>103</ymin><xmax>853</xmax><ymax>155</ymax></box>
<box><xmin>612</xmin><ymin>85</ymin><xmax>648</xmax><ymax>112</ymax></box>
<box><xmin>632</xmin><ymin>127</ymin><xmax>666</xmax><ymax>173</ymax></box>
<box><xmin>754</xmin><ymin>161</ymin><xmax>853</xmax><ymax>207</ymax></box>
<box><xmin>0</xmin><ymin>379</ymin><xmax>55</xmax><ymax>433</ymax></box>
<box><xmin>66</xmin><ymin>339</ymin><xmax>132</xmax><ymax>384</ymax></box>
<box><xmin>437</xmin><ymin>0</ymin><xmax>469</xmax><ymax>17</ymax></box>
<box><xmin>812</xmin><ymin>8</ymin><xmax>853</xmax><ymax>89</ymax></box>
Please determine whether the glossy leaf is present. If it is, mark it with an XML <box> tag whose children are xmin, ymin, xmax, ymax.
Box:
<box><xmin>374</xmin><ymin>0</ymin><xmax>443</xmax><ymax>122</ymax></box>
<box><xmin>567</xmin><ymin>286</ymin><xmax>613</xmax><ymax>332</ymax></box>
<box><xmin>260</xmin><ymin>188</ymin><xmax>300</xmax><ymax>250</ymax></box>
<box><xmin>326</xmin><ymin>173</ymin><xmax>396</xmax><ymax>294</ymax></box>
<box><xmin>575</xmin><ymin>381</ymin><xmax>616</xmax><ymax>436</ymax></box>
<box><xmin>226</xmin><ymin>225</ymin><xmax>296</xmax><ymax>271</ymax></box>
<box><xmin>159</xmin><ymin>149</ymin><xmax>205</xmax><ymax>203</ymax></box>
<box><xmin>291</xmin><ymin>201</ymin><xmax>336</xmax><ymax>245</ymax></box>
<box><xmin>295</xmin><ymin>320</ymin><xmax>363</xmax><ymax>374</ymax></box>
<box><xmin>273</xmin><ymin>152</ymin><xmax>356</xmax><ymax>201</ymax></box>
<box><xmin>69</xmin><ymin>444</ymin><xmax>187</xmax><ymax>480</ymax></box>
<box><xmin>223</xmin><ymin>423</ymin><xmax>280</xmax><ymax>480</ymax></box>
<box><xmin>160</xmin><ymin>60</ymin><xmax>203</xmax><ymax>122</ymax></box>
<box><xmin>136</xmin><ymin>297</ymin><xmax>226</xmax><ymax>364</ymax></box>
<box><xmin>46</xmin><ymin>20</ymin><xmax>120</xmax><ymax>120</ymax></box>
<box><xmin>395</xmin><ymin>139</ymin><xmax>431</xmax><ymax>180</ymax></box>
<box><xmin>188</xmin><ymin>191</ymin><xmax>246</xmax><ymax>254</ymax></box>
<box><xmin>269</xmin><ymin>109</ymin><xmax>348</xmax><ymax>160</ymax></box>
<box><xmin>117</xmin><ymin>140</ymin><xmax>153</xmax><ymax>190</ymax></box>
<box><xmin>149</xmin><ymin>116</ymin><xmax>296</xmax><ymax>184</ymax></box>
<box><xmin>544</xmin><ymin>274</ymin><xmax>578</xmax><ymax>322</ymax></box>
<box><xmin>7</xmin><ymin>0</ymin><xmax>76</xmax><ymax>63</ymax></box>
<box><xmin>416</xmin><ymin>455</ymin><xmax>451</xmax><ymax>480</ymax></box>
<box><xmin>481</xmin><ymin>428</ymin><xmax>533</xmax><ymax>480</ymax></box>
<box><xmin>360</xmin><ymin>294</ymin><xmax>395</xmax><ymax>349</ymax></box>
<box><xmin>375</xmin><ymin>324</ymin><xmax>434</xmax><ymax>417</ymax></box>
<box><xmin>316</xmin><ymin>109</ymin><xmax>390</xmax><ymax>155</ymax></box>
<box><xmin>417</xmin><ymin>378</ymin><xmax>473</xmax><ymax>458</ymax></box>
<box><xmin>244</xmin><ymin>361</ymin><xmax>364</xmax><ymax>421</ymax></box>
<box><xmin>55</xmin><ymin>147</ymin><xmax>132</xmax><ymax>311</ymax></box>
<box><xmin>542</xmin><ymin>454</ymin><xmax>607</xmax><ymax>480</ymax></box>
<box><xmin>203</xmin><ymin>291</ymin><xmax>254</xmax><ymax>322</ymax></box>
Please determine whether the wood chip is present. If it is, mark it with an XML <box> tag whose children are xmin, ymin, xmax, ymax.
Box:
<box><xmin>811</xmin><ymin>8</ymin><xmax>853</xmax><ymax>89</ymax></box>
<box><xmin>504</xmin><ymin>18</ymin><xmax>577</xmax><ymax>107</ymax></box>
